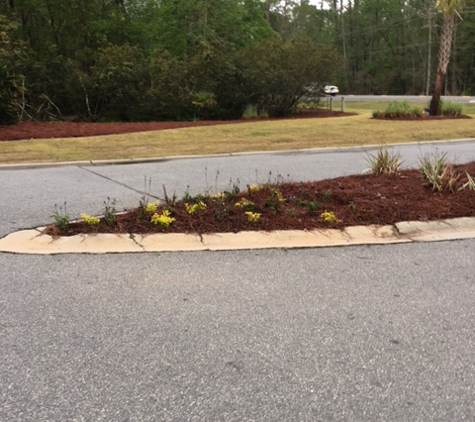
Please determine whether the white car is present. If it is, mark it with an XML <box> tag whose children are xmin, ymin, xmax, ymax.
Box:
<box><xmin>323</xmin><ymin>85</ymin><xmax>339</xmax><ymax>96</ymax></box>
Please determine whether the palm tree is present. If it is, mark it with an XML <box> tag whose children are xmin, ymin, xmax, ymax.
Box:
<box><xmin>429</xmin><ymin>0</ymin><xmax>466</xmax><ymax>115</ymax></box>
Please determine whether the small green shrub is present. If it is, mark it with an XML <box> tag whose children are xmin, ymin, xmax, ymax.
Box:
<box><xmin>373</xmin><ymin>100</ymin><xmax>422</xmax><ymax>118</ymax></box>
<box><xmin>288</xmin><ymin>207</ymin><xmax>297</xmax><ymax>217</ymax></box>
<box><xmin>322</xmin><ymin>189</ymin><xmax>331</xmax><ymax>203</ymax></box>
<box><xmin>51</xmin><ymin>202</ymin><xmax>69</xmax><ymax>231</ymax></box>
<box><xmin>264</xmin><ymin>188</ymin><xmax>285</xmax><ymax>212</ymax></box>
<box><xmin>307</xmin><ymin>200</ymin><xmax>319</xmax><ymax>211</ymax></box>
<box><xmin>103</xmin><ymin>197</ymin><xmax>117</xmax><ymax>226</ymax></box>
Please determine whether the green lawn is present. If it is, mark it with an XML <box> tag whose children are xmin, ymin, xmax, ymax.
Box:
<box><xmin>1</xmin><ymin>102</ymin><xmax>474</xmax><ymax>164</ymax></box>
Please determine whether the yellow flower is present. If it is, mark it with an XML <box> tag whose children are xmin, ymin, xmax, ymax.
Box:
<box><xmin>271</xmin><ymin>189</ymin><xmax>285</xmax><ymax>203</ymax></box>
<box><xmin>145</xmin><ymin>202</ymin><xmax>158</xmax><ymax>213</ymax></box>
<box><xmin>248</xmin><ymin>184</ymin><xmax>260</xmax><ymax>192</ymax></box>
<box><xmin>320</xmin><ymin>211</ymin><xmax>341</xmax><ymax>224</ymax></box>
<box><xmin>150</xmin><ymin>210</ymin><xmax>176</xmax><ymax>227</ymax></box>
<box><xmin>184</xmin><ymin>201</ymin><xmax>207</xmax><ymax>215</ymax></box>
<box><xmin>80</xmin><ymin>213</ymin><xmax>100</xmax><ymax>225</ymax></box>
<box><xmin>245</xmin><ymin>211</ymin><xmax>261</xmax><ymax>223</ymax></box>
<box><xmin>209</xmin><ymin>193</ymin><xmax>226</xmax><ymax>200</ymax></box>
<box><xmin>234</xmin><ymin>198</ymin><xmax>254</xmax><ymax>208</ymax></box>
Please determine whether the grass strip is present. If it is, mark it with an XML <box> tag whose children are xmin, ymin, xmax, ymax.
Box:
<box><xmin>1</xmin><ymin>103</ymin><xmax>474</xmax><ymax>164</ymax></box>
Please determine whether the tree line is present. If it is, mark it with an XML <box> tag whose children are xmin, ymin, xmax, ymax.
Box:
<box><xmin>0</xmin><ymin>0</ymin><xmax>473</xmax><ymax>124</ymax></box>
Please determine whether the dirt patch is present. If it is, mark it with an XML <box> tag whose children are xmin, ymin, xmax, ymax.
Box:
<box><xmin>0</xmin><ymin>109</ymin><xmax>352</xmax><ymax>142</ymax></box>
<box><xmin>44</xmin><ymin>161</ymin><xmax>475</xmax><ymax>237</ymax></box>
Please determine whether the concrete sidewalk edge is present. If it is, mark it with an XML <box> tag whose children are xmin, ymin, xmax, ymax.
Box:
<box><xmin>1</xmin><ymin>217</ymin><xmax>475</xmax><ymax>254</ymax></box>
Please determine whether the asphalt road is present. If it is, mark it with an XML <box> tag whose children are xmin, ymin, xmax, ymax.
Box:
<box><xmin>2</xmin><ymin>141</ymin><xmax>475</xmax><ymax>421</ymax></box>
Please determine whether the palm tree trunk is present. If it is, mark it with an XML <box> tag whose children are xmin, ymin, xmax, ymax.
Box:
<box><xmin>429</xmin><ymin>13</ymin><xmax>455</xmax><ymax>115</ymax></box>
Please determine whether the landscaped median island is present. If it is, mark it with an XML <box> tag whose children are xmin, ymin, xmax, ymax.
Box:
<box><xmin>2</xmin><ymin>151</ymin><xmax>475</xmax><ymax>254</ymax></box>
<box><xmin>48</xmin><ymin>175</ymin><xmax>475</xmax><ymax>239</ymax></box>
<box><xmin>42</xmin><ymin>155</ymin><xmax>475</xmax><ymax>237</ymax></box>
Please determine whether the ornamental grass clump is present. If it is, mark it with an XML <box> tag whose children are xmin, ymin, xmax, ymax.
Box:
<box><xmin>439</xmin><ymin>99</ymin><xmax>462</xmax><ymax>116</ymax></box>
<box><xmin>366</xmin><ymin>146</ymin><xmax>402</xmax><ymax>176</ymax></box>
<box><xmin>419</xmin><ymin>152</ymin><xmax>461</xmax><ymax>192</ymax></box>
<box><xmin>372</xmin><ymin>100</ymin><xmax>422</xmax><ymax>119</ymax></box>
<box><xmin>460</xmin><ymin>172</ymin><xmax>475</xmax><ymax>191</ymax></box>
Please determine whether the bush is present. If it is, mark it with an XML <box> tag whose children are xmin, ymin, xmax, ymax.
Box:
<box><xmin>134</xmin><ymin>52</ymin><xmax>194</xmax><ymax>121</ymax></box>
<box><xmin>372</xmin><ymin>100</ymin><xmax>422</xmax><ymax>119</ymax></box>
<box><xmin>84</xmin><ymin>44</ymin><xmax>145</xmax><ymax>122</ymax></box>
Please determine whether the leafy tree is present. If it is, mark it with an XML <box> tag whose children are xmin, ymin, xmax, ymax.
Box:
<box><xmin>155</xmin><ymin>0</ymin><xmax>273</xmax><ymax>58</ymax></box>
<box><xmin>79</xmin><ymin>43</ymin><xmax>145</xmax><ymax>121</ymax></box>
<box><xmin>137</xmin><ymin>51</ymin><xmax>193</xmax><ymax>121</ymax></box>
<box><xmin>187</xmin><ymin>43</ymin><xmax>260</xmax><ymax>120</ymax></box>
<box><xmin>247</xmin><ymin>37</ymin><xmax>338</xmax><ymax>117</ymax></box>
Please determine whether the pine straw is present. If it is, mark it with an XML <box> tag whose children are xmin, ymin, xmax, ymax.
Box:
<box><xmin>44</xmin><ymin>161</ymin><xmax>475</xmax><ymax>237</ymax></box>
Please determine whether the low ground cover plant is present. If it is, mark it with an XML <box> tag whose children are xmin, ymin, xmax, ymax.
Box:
<box><xmin>44</xmin><ymin>151</ymin><xmax>475</xmax><ymax>237</ymax></box>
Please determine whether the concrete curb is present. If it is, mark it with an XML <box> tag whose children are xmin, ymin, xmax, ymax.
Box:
<box><xmin>1</xmin><ymin>217</ymin><xmax>475</xmax><ymax>254</ymax></box>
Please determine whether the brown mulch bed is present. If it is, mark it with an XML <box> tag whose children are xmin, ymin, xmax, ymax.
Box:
<box><xmin>44</xmin><ymin>161</ymin><xmax>475</xmax><ymax>237</ymax></box>
<box><xmin>0</xmin><ymin>109</ymin><xmax>352</xmax><ymax>141</ymax></box>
